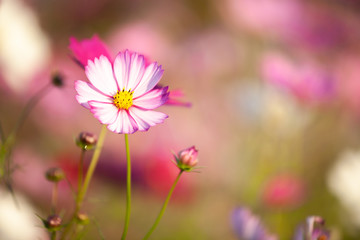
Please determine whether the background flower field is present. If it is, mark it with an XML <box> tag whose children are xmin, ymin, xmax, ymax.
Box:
<box><xmin>1</xmin><ymin>0</ymin><xmax>360</xmax><ymax>239</ymax></box>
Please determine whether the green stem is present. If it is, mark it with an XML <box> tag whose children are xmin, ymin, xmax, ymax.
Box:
<box><xmin>52</xmin><ymin>182</ymin><xmax>58</xmax><ymax>214</ymax></box>
<box><xmin>12</xmin><ymin>83</ymin><xmax>52</xmax><ymax>137</ymax></box>
<box><xmin>51</xmin><ymin>231</ymin><xmax>56</xmax><ymax>240</ymax></box>
<box><xmin>78</xmin><ymin>150</ymin><xmax>85</xmax><ymax>194</ymax></box>
<box><xmin>60</xmin><ymin>125</ymin><xmax>107</xmax><ymax>240</ymax></box>
<box><xmin>143</xmin><ymin>170</ymin><xmax>183</xmax><ymax>240</ymax></box>
<box><xmin>76</xmin><ymin>125</ymin><xmax>107</xmax><ymax>212</ymax></box>
<box><xmin>121</xmin><ymin>134</ymin><xmax>132</xmax><ymax>240</ymax></box>
<box><xmin>0</xmin><ymin>83</ymin><xmax>51</xmax><ymax>179</ymax></box>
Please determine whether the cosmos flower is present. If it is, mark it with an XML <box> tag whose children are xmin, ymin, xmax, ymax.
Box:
<box><xmin>74</xmin><ymin>50</ymin><xmax>169</xmax><ymax>134</ymax></box>
<box><xmin>70</xmin><ymin>36</ymin><xmax>190</xmax><ymax>108</ymax></box>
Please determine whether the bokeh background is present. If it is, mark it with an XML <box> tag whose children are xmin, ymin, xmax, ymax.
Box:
<box><xmin>1</xmin><ymin>0</ymin><xmax>360</xmax><ymax>239</ymax></box>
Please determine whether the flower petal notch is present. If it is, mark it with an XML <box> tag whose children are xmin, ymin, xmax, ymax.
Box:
<box><xmin>75</xmin><ymin>50</ymin><xmax>169</xmax><ymax>134</ymax></box>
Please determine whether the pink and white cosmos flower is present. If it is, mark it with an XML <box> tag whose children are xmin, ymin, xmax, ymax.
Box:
<box><xmin>75</xmin><ymin>50</ymin><xmax>169</xmax><ymax>134</ymax></box>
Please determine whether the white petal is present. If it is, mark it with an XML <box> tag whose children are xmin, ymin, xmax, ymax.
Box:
<box><xmin>88</xmin><ymin>101</ymin><xmax>119</xmax><ymax>125</ymax></box>
<box><xmin>133</xmin><ymin>63</ymin><xmax>164</xmax><ymax>98</ymax></box>
<box><xmin>107</xmin><ymin>110</ymin><xmax>138</xmax><ymax>134</ymax></box>
<box><xmin>127</xmin><ymin>52</ymin><xmax>145</xmax><ymax>90</ymax></box>
<box><xmin>133</xmin><ymin>86</ymin><xmax>169</xmax><ymax>110</ymax></box>
<box><xmin>75</xmin><ymin>80</ymin><xmax>112</xmax><ymax>109</ymax></box>
<box><xmin>113</xmin><ymin>51</ymin><xmax>130</xmax><ymax>91</ymax></box>
<box><xmin>128</xmin><ymin>107</ymin><xmax>168</xmax><ymax>131</ymax></box>
<box><xmin>85</xmin><ymin>55</ymin><xmax>118</xmax><ymax>96</ymax></box>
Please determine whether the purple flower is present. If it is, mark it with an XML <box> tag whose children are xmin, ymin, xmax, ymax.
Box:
<box><xmin>293</xmin><ymin>216</ymin><xmax>330</xmax><ymax>240</ymax></box>
<box><xmin>232</xmin><ymin>207</ymin><xmax>278</xmax><ymax>240</ymax></box>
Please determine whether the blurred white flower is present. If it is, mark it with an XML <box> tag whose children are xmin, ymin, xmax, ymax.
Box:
<box><xmin>0</xmin><ymin>0</ymin><xmax>51</xmax><ymax>92</ymax></box>
<box><xmin>229</xmin><ymin>81</ymin><xmax>311</xmax><ymax>136</ymax></box>
<box><xmin>0</xmin><ymin>189</ymin><xmax>46</xmax><ymax>240</ymax></box>
<box><xmin>327</xmin><ymin>149</ymin><xmax>360</xmax><ymax>227</ymax></box>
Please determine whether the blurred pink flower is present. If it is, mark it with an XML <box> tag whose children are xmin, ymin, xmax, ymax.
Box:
<box><xmin>75</xmin><ymin>50</ymin><xmax>169</xmax><ymax>134</ymax></box>
<box><xmin>262</xmin><ymin>174</ymin><xmax>306</xmax><ymax>209</ymax></box>
<box><xmin>145</xmin><ymin>151</ymin><xmax>193</xmax><ymax>201</ymax></box>
<box><xmin>69</xmin><ymin>35</ymin><xmax>112</xmax><ymax>68</ymax></box>
<box><xmin>108</xmin><ymin>22</ymin><xmax>170</xmax><ymax>63</ymax></box>
<box><xmin>224</xmin><ymin>0</ymin><xmax>352</xmax><ymax>51</ymax></box>
<box><xmin>262</xmin><ymin>52</ymin><xmax>335</xmax><ymax>105</ymax></box>
<box><xmin>333</xmin><ymin>54</ymin><xmax>360</xmax><ymax>118</ymax></box>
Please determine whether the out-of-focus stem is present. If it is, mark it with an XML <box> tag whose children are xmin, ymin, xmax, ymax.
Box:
<box><xmin>78</xmin><ymin>149</ymin><xmax>85</xmax><ymax>194</ymax></box>
<box><xmin>52</xmin><ymin>182</ymin><xmax>59</xmax><ymax>214</ymax></box>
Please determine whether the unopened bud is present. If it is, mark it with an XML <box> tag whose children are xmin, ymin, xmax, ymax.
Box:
<box><xmin>76</xmin><ymin>212</ymin><xmax>90</xmax><ymax>225</ymax></box>
<box><xmin>45</xmin><ymin>214</ymin><xmax>62</xmax><ymax>230</ymax></box>
<box><xmin>51</xmin><ymin>72</ymin><xmax>64</xmax><ymax>87</ymax></box>
<box><xmin>45</xmin><ymin>167</ymin><xmax>65</xmax><ymax>182</ymax></box>
<box><xmin>76</xmin><ymin>132</ymin><xmax>97</xmax><ymax>150</ymax></box>
<box><xmin>175</xmin><ymin>146</ymin><xmax>199</xmax><ymax>171</ymax></box>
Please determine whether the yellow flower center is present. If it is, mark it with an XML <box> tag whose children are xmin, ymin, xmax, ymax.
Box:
<box><xmin>113</xmin><ymin>89</ymin><xmax>133</xmax><ymax>110</ymax></box>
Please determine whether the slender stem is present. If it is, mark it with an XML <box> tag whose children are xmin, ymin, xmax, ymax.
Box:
<box><xmin>121</xmin><ymin>134</ymin><xmax>132</xmax><ymax>240</ymax></box>
<box><xmin>60</xmin><ymin>125</ymin><xmax>107</xmax><ymax>240</ymax></box>
<box><xmin>0</xmin><ymin>83</ymin><xmax>51</xmax><ymax>179</ymax></box>
<box><xmin>76</xmin><ymin>125</ymin><xmax>107</xmax><ymax>212</ymax></box>
<box><xmin>51</xmin><ymin>182</ymin><xmax>58</xmax><ymax>214</ymax></box>
<box><xmin>51</xmin><ymin>232</ymin><xmax>56</xmax><ymax>240</ymax></box>
<box><xmin>78</xmin><ymin>150</ymin><xmax>85</xmax><ymax>194</ymax></box>
<box><xmin>12</xmin><ymin>83</ymin><xmax>52</xmax><ymax>137</ymax></box>
<box><xmin>143</xmin><ymin>170</ymin><xmax>183</xmax><ymax>240</ymax></box>
<box><xmin>0</xmin><ymin>121</ymin><xmax>4</xmax><ymax>143</ymax></box>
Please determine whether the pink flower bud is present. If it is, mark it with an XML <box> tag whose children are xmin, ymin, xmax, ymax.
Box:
<box><xmin>176</xmin><ymin>146</ymin><xmax>199</xmax><ymax>171</ymax></box>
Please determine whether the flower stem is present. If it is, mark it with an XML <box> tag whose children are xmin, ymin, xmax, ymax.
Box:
<box><xmin>0</xmin><ymin>83</ymin><xmax>51</xmax><ymax>179</ymax></box>
<box><xmin>143</xmin><ymin>170</ymin><xmax>183</xmax><ymax>240</ymax></box>
<box><xmin>51</xmin><ymin>232</ymin><xmax>56</xmax><ymax>240</ymax></box>
<box><xmin>60</xmin><ymin>125</ymin><xmax>107</xmax><ymax>240</ymax></box>
<box><xmin>121</xmin><ymin>134</ymin><xmax>132</xmax><ymax>240</ymax></box>
<box><xmin>78</xmin><ymin>149</ymin><xmax>85</xmax><ymax>194</ymax></box>
<box><xmin>76</xmin><ymin>124</ymin><xmax>107</xmax><ymax>212</ymax></box>
<box><xmin>51</xmin><ymin>182</ymin><xmax>58</xmax><ymax>214</ymax></box>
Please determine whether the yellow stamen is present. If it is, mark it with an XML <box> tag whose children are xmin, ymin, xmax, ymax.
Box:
<box><xmin>113</xmin><ymin>89</ymin><xmax>133</xmax><ymax>110</ymax></box>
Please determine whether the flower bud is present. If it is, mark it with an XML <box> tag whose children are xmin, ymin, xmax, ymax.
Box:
<box><xmin>76</xmin><ymin>132</ymin><xmax>97</xmax><ymax>150</ymax></box>
<box><xmin>45</xmin><ymin>167</ymin><xmax>65</xmax><ymax>182</ymax></box>
<box><xmin>76</xmin><ymin>212</ymin><xmax>90</xmax><ymax>225</ymax></box>
<box><xmin>44</xmin><ymin>214</ymin><xmax>62</xmax><ymax>230</ymax></box>
<box><xmin>175</xmin><ymin>146</ymin><xmax>199</xmax><ymax>171</ymax></box>
<box><xmin>51</xmin><ymin>72</ymin><xmax>64</xmax><ymax>87</ymax></box>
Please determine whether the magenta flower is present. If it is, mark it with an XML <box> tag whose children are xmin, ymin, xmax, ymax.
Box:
<box><xmin>74</xmin><ymin>50</ymin><xmax>169</xmax><ymax>134</ymax></box>
<box><xmin>69</xmin><ymin>35</ymin><xmax>112</xmax><ymax>68</ymax></box>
